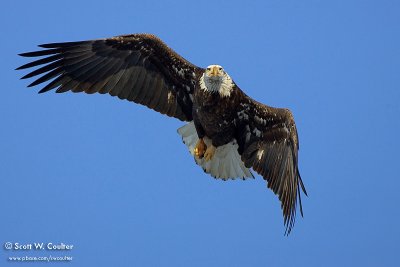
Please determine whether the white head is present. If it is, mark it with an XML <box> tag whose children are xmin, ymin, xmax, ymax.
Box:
<box><xmin>200</xmin><ymin>64</ymin><xmax>234</xmax><ymax>97</ymax></box>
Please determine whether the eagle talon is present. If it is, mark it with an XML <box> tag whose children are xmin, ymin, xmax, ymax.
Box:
<box><xmin>194</xmin><ymin>138</ymin><xmax>207</xmax><ymax>159</ymax></box>
<box><xmin>204</xmin><ymin>145</ymin><xmax>216</xmax><ymax>161</ymax></box>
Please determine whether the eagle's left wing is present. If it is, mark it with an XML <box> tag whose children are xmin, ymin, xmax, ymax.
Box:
<box><xmin>235</xmin><ymin>94</ymin><xmax>307</xmax><ymax>235</ymax></box>
<box><xmin>17</xmin><ymin>34</ymin><xmax>204</xmax><ymax>121</ymax></box>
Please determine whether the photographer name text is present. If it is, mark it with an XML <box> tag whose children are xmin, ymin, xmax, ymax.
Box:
<box><xmin>4</xmin><ymin>242</ymin><xmax>73</xmax><ymax>251</ymax></box>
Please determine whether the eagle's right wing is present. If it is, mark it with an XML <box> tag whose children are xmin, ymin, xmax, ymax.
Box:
<box><xmin>235</xmin><ymin>94</ymin><xmax>307</xmax><ymax>235</ymax></box>
<box><xmin>17</xmin><ymin>34</ymin><xmax>204</xmax><ymax>121</ymax></box>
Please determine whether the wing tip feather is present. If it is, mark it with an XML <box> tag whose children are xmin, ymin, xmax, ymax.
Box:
<box><xmin>38</xmin><ymin>41</ymin><xmax>85</xmax><ymax>48</ymax></box>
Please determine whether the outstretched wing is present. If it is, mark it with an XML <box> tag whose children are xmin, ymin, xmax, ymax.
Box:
<box><xmin>236</xmin><ymin>94</ymin><xmax>307</xmax><ymax>235</ymax></box>
<box><xmin>17</xmin><ymin>34</ymin><xmax>204</xmax><ymax>121</ymax></box>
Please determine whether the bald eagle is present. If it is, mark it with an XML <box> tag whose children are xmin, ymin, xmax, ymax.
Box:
<box><xmin>17</xmin><ymin>33</ymin><xmax>307</xmax><ymax>234</ymax></box>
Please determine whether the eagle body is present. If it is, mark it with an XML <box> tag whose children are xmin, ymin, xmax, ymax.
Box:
<box><xmin>193</xmin><ymin>80</ymin><xmax>241</xmax><ymax>148</ymax></box>
<box><xmin>17</xmin><ymin>33</ymin><xmax>307</xmax><ymax>234</ymax></box>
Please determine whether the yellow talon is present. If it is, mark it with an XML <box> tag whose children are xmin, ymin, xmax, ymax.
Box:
<box><xmin>204</xmin><ymin>145</ymin><xmax>216</xmax><ymax>161</ymax></box>
<box><xmin>194</xmin><ymin>138</ymin><xmax>207</xmax><ymax>159</ymax></box>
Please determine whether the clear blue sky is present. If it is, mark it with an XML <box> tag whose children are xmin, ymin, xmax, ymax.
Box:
<box><xmin>1</xmin><ymin>0</ymin><xmax>399</xmax><ymax>266</ymax></box>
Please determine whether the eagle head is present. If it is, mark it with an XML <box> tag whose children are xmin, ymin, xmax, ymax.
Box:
<box><xmin>205</xmin><ymin>64</ymin><xmax>225</xmax><ymax>78</ymax></box>
<box><xmin>200</xmin><ymin>65</ymin><xmax>234</xmax><ymax>97</ymax></box>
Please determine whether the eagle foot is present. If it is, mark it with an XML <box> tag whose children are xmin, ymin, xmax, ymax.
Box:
<box><xmin>204</xmin><ymin>145</ymin><xmax>216</xmax><ymax>162</ymax></box>
<box><xmin>194</xmin><ymin>138</ymin><xmax>207</xmax><ymax>159</ymax></box>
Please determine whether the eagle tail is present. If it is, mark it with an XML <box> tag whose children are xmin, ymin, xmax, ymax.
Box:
<box><xmin>177</xmin><ymin>122</ymin><xmax>253</xmax><ymax>180</ymax></box>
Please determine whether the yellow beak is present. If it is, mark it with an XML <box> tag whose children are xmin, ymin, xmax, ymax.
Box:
<box><xmin>211</xmin><ymin>66</ymin><xmax>218</xmax><ymax>76</ymax></box>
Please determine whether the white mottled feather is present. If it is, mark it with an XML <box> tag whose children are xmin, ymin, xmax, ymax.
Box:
<box><xmin>177</xmin><ymin>122</ymin><xmax>253</xmax><ymax>180</ymax></box>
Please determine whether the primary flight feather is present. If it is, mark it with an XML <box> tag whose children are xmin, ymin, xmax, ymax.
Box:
<box><xmin>17</xmin><ymin>33</ymin><xmax>307</xmax><ymax>234</ymax></box>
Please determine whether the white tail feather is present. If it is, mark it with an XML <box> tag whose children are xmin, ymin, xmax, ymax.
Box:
<box><xmin>177</xmin><ymin>122</ymin><xmax>253</xmax><ymax>180</ymax></box>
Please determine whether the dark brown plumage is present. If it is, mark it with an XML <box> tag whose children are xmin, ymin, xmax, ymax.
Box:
<box><xmin>17</xmin><ymin>34</ymin><xmax>203</xmax><ymax>121</ymax></box>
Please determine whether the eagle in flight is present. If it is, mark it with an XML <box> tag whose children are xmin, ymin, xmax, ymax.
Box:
<box><xmin>17</xmin><ymin>34</ymin><xmax>307</xmax><ymax>234</ymax></box>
